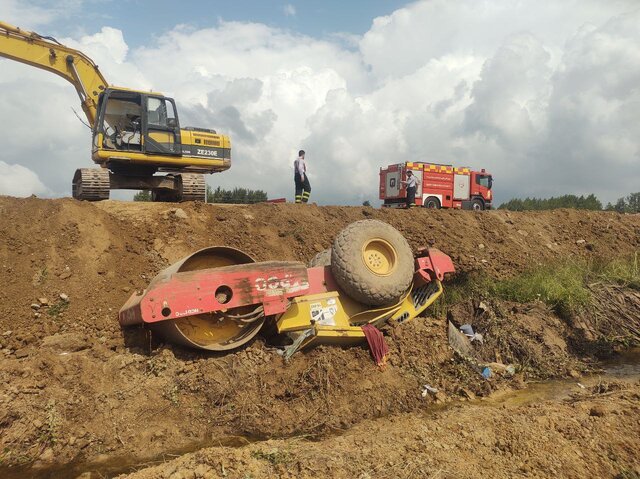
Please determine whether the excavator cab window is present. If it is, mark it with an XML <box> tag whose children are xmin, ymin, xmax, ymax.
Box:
<box><xmin>97</xmin><ymin>90</ymin><xmax>143</xmax><ymax>152</ymax></box>
<box><xmin>143</xmin><ymin>96</ymin><xmax>182</xmax><ymax>156</ymax></box>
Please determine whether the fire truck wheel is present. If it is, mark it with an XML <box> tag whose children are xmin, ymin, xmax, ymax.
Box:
<box><xmin>424</xmin><ymin>196</ymin><xmax>441</xmax><ymax>209</ymax></box>
<box><xmin>471</xmin><ymin>198</ymin><xmax>485</xmax><ymax>211</ymax></box>
<box><xmin>331</xmin><ymin>220</ymin><xmax>414</xmax><ymax>306</ymax></box>
<box><xmin>309</xmin><ymin>249</ymin><xmax>331</xmax><ymax>267</ymax></box>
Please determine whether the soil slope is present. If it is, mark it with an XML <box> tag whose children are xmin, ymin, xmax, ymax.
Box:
<box><xmin>0</xmin><ymin>196</ymin><xmax>639</xmax><ymax>477</ymax></box>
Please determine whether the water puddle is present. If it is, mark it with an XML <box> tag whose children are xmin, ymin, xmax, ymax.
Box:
<box><xmin>472</xmin><ymin>347</ymin><xmax>640</xmax><ymax>409</ymax></box>
<box><xmin>3</xmin><ymin>349</ymin><xmax>639</xmax><ymax>479</ymax></box>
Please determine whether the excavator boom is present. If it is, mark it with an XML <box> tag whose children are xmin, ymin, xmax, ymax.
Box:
<box><xmin>0</xmin><ymin>21</ymin><xmax>108</xmax><ymax>126</ymax></box>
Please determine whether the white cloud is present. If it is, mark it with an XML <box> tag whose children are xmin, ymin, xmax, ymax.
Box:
<box><xmin>0</xmin><ymin>0</ymin><xmax>84</xmax><ymax>29</ymax></box>
<box><xmin>0</xmin><ymin>1</ymin><xmax>638</xmax><ymax>206</ymax></box>
<box><xmin>283</xmin><ymin>4</ymin><xmax>296</xmax><ymax>17</ymax></box>
<box><xmin>0</xmin><ymin>161</ymin><xmax>49</xmax><ymax>197</ymax></box>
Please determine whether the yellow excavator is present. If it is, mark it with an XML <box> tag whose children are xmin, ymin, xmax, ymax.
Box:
<box><xmin>0</xmin><ymin>21</ymin><xmax>231</xmax><ymax>201</ymax></box>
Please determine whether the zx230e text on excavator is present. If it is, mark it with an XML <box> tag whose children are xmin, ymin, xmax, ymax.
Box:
<box><xmin>0</xmin><ymin>21</ymin><xmax>231</xmax><ymax>201</ymax></box>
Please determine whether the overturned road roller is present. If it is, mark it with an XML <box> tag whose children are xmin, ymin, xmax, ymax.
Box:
<box><xmin>119</xmin><ymin>220</ymin><xmax>455</xmax><ymax>356</ymax></box>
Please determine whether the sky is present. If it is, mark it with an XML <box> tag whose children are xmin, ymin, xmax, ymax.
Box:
<box><xmin>0</xmin><ymin>0</ymin><xmax>638</xmax><ymax>206</ymax></box>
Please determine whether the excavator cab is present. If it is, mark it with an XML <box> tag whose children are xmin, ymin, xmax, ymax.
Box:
<box><xmin>94</xmin><ymin>88</ymin><xmax>182</xmax><ymax>159</ymax></box>
<box><xmin>79</xmin><ymin>86</ymin><xmax>227</xmax><ymax>200</ymax></box>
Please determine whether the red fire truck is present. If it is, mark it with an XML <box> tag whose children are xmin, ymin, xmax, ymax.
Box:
<box><xmin>379</xmin><ymin>162</ymin><xmax>493</xmax><ymax>210</ymax></box>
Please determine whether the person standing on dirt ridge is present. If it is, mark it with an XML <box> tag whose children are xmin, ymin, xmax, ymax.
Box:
<box><xmin>401</xmin><ymin>170</ymin><xmax>419</xmax><ymax>208</ymax></box>
<box><xmin>294</xmin><ymin>149</ymin><xmax>311</xmax><ymax>204</ymax></box>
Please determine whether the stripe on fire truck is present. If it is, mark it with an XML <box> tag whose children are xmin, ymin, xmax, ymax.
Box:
<box><xmin>405</xmin><ymin>163</ymin><xmax>470</xmax><ymax>175</ymax></box>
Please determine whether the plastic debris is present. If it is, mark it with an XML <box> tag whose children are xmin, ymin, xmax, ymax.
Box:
<box><xmin>448</xmin><ymin>321</ymin><xmax>474</xmax><ymax>358</ymax></box>
<box><xmin>483</xmin><ymin>362</ymin><xmax>516</xmax><ymax>377</ymax></box>
<box><xmin>421</xmin><ymin>385</ymin><xmax>439</xmax><ymax>397</ymax></box>
<box><xmin>459</xmin><ymin>324</ymin><xmax>484</xmax><ymax>344</ymax></box>
<box><xmin>482</xmin><ymin>367</ymin><xmax>492</xmax><ymax>379</ymax></box>
<box><xmin>460</xmin><ymin>324</ymin><xmax>474</xmax><ymax>336</ymax></box>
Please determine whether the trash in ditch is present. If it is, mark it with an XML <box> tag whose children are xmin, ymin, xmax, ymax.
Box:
<box><xmin>460</xmin><ymin>324</ymin><xmax>474</xmax><ymax>336</ymax></box>
<box><xmin>460</xmin><ymin>323</ymin><xmax>484</xmax><ymax>344</ymax></box>
<box><xmin>421</xmin><ymin>384</ymin><xmax>439</xmax><ymax>397</ymax></box>
<box><xmin>482</xmin><ymin>362</ymin><xmax>517</xmax><ymax>377</ymax></box>
<box><xmin>448</xmin><ymin>321</ymin><xmax>474</xmax><ymax>358</ymax></box>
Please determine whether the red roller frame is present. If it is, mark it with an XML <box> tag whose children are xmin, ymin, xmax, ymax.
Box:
<box><xmin>119</xmin><ymin>248</ymin><xmax>455</xmax><ymax>327</ymax></box>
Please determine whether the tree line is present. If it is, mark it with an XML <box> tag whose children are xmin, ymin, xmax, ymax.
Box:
<box><xmin>499</xmin><ymin>192</ymin><xmax>639</xmax><ymax>213</ymax></box>
<box><xmin>133</xmin><ymin>186</ymin><xmax>268</xmax><ymax>204</ymax></box>
<box><xmin>604</xmin><ymin>193</ymin><xmax>640</xmax><ymax>213</ymax></box>
<box><xmin>205</xmin><ymin>186</ymin><xmax>267</xmax><ymax>204</ymax></box>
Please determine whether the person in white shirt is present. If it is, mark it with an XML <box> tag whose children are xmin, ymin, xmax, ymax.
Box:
<box><xmin>400</xmin><ymin>170</ymin><xmax>419</xmax><ymax>208</ymax></box>
<box><xmin>294</xmin><ymin>150</ymin><xmax>311</xmax><ymax>203</ymax></box>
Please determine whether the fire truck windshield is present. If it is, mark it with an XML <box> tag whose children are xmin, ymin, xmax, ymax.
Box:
<box><xmin>476</xmin><ymin>175</ymin><xmax>493</xmax><ymax>189</ymax></box>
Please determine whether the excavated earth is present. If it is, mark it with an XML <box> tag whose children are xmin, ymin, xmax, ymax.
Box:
<box><xmin>0</xmin><ymin>196</ymin><xmax>639</xmax><ymax>478</ymax></box>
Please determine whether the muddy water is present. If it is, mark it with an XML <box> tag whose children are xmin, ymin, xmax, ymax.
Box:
<box><xmin>480</xmin><ymin>348</ymin><xmax>640</xmax><ymax>408</ymax></box>
<box><xmin>4</xmin><ymin>349</ymin><xmax>640</xmax><ymax>479</ymax></box>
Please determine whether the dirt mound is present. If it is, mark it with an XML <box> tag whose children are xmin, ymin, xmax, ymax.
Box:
<box><xmin>0</xmin><ymin>196</ymin><xmax>639</xmax><ymax>476</ymax></box>
<box><xmin>1</xmin><ymin>196</ymin><xmax>638</xmax><ymax>341</ymax></box>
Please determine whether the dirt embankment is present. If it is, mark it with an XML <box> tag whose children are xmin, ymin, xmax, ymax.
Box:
<box><xmin>0</xmin><ymin>196</ymin><xmax>639</xmax><ymax>477</ymax></box>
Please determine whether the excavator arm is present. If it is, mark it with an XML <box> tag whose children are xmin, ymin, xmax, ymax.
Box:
<box><xmin>0</xmin><ymin>21</ymin><xmax>108</xmax><ymax>126</ymax></box>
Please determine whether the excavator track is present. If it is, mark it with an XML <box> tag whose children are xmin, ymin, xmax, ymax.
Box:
<box><xmin>72</xmin><ymin>168</ymin><xmax>110</xmax><ymax>201</ymax></box>
<box><xmin>179</xmin><ymin>173</ymin><xmax>206</xmax><ymax>202</ymax></box>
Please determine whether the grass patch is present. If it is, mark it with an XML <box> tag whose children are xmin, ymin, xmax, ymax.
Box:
<box><xmin>431</xmin><ymin>253</ymin><xmax>639</xmax><ymax>318</ymax></box>
<box><xmin>430</xmin><ymin>271</ymin><xmax>489</xmax><ymax>318</ymax></box>
<box><xmin>39</xmin><ymin>400</ymin><xmax>60</xmax><ymax>446</ymax></box>
<box><xmin>492</xmin><ymin>262</ymin><xmax>590</xmax><ymax>318</ymax></box>
<box><xmin>589</xmin><ymin>252</ymin><xmax>639</xmax><ymax>289</ymax></box>
<box><xmin>47</xmin><ymin>299</ymin><xmax>69</xmax><ymax>317</ymax></box>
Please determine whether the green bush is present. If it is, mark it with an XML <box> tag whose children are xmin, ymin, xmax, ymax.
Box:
<box><xmin>499</xmin><ymin>194</ymin><xmax>602</xmax><ymax>211</ymax></box>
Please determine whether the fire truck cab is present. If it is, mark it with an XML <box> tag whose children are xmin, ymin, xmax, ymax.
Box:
<box><xmin>379</xmin><ymin>162</ymin><xmax>493</xmax><ymax>210</ymax></box>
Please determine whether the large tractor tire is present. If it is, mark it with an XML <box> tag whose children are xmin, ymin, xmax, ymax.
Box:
<box><xmin>309</xmin><ymin>249</ymin><xmax>332</xmax><ymax>267</ymax></box>
<box><xmin>331</xmin><ymin>220</ymin><xmax>414</xmax><ymax>306</ymax></box>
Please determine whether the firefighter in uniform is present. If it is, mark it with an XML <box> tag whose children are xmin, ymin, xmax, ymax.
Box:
<box><xmin>294</xmin><ymin>150</ymin><xmax>311</xmax><ymax>203</ymax></box>
<box><xmin>401</xmin><ymin>170</ymin><xmax>419</xmax><ymax>208</ymax></box>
